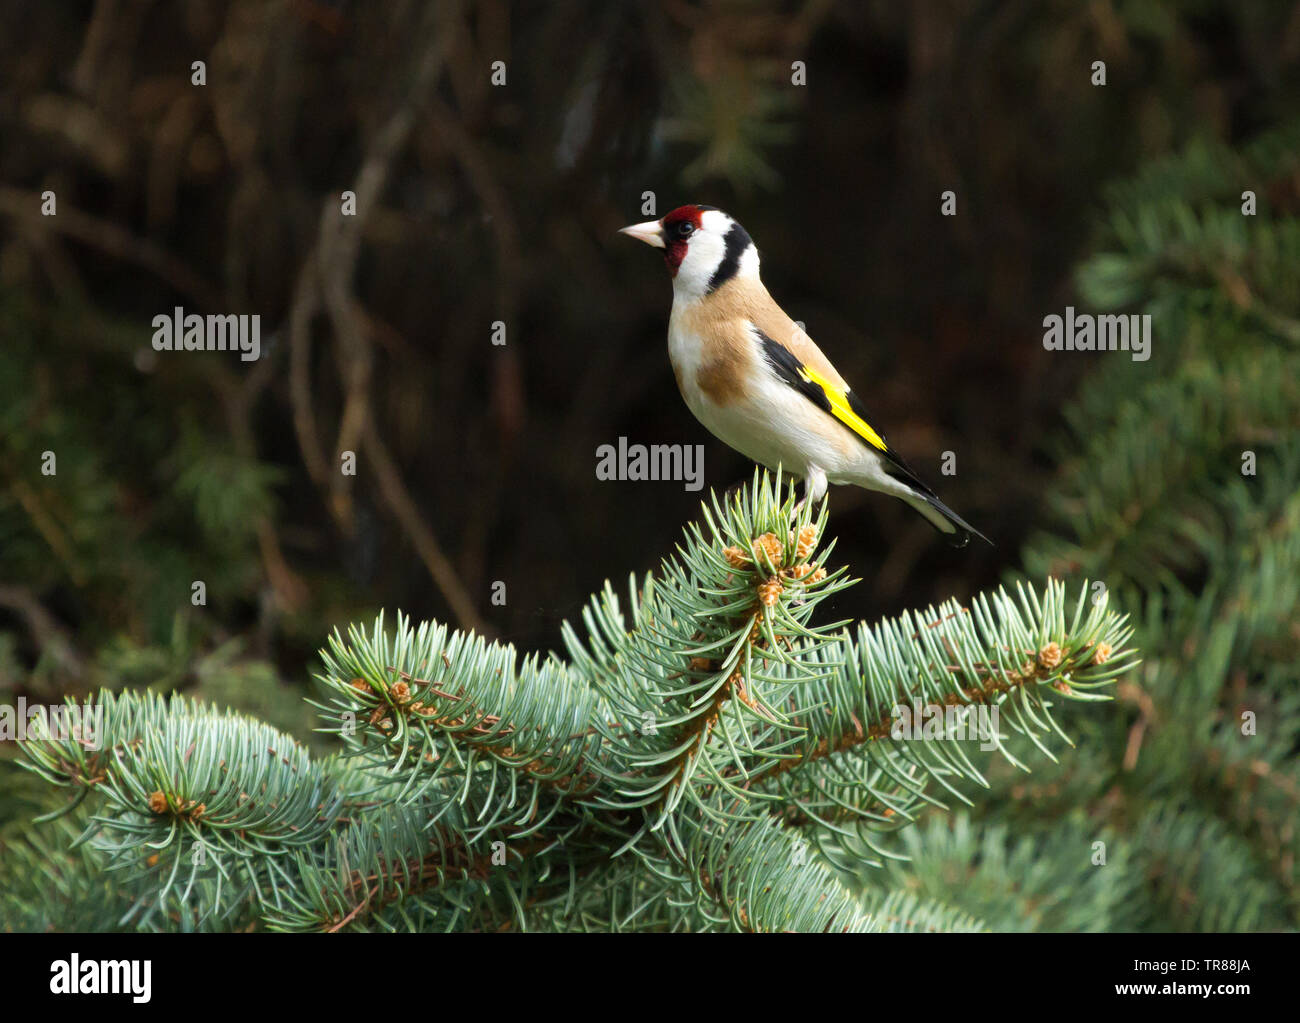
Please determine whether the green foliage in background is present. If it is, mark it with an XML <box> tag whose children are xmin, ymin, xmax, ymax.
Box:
<box><xmin>851</xmin><ymin>124</ymin><xmax>1300</xmax><ymax>932</ymax></box>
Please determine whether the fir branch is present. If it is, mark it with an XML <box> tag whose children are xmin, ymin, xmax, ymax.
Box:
<box><xmin>14</xmin><ymin>471</ymin><xmax>1138</xmax><ymax>931</ymax></box>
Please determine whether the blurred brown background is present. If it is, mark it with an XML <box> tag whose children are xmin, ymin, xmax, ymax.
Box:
<box><xmin>1</xmin><ymin>0</ymin><xmax>1297</xmax><ymax>693</ymax></box>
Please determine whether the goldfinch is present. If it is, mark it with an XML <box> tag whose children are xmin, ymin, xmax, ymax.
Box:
<box><xmin>620</xmin><ymin>204</ymin><xmax>988</xmax><ymax>547</ymax></box>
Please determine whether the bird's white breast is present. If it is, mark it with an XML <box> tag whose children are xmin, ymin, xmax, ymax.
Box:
<box><xmin>666</xmin><ymin>301</ymin><xmax>706</xmax><ymax>398</ymax></box>
<box><xmin>666</xmin><ymin>302</ymin><xmax>864</xmax><ymax>483</ymax></box>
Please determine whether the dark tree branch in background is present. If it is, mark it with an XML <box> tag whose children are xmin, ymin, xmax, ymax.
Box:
<box><xmin>0</xmin><ymin>584</ymin><xmax>85</xmax><ymax>691</ymax></box>
<box><xmin>282</xmin><ymin>10</ymin><xmax>485</xmax><ymax>631</ymax></box>
<box><xmin>362</xmin><ymin>417</ymin><xmax>489</xmax><ymax>635</ymax></box>
<box><xmin>0</xmin><ymin>187</ymin><xmax>224</xmax><ymax>310</ymax></box>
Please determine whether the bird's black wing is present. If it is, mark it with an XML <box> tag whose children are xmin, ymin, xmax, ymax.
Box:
<box><xmin>755</xmin><ymin>327</ymin><xmax>938</xmax><ymax>497</ymax></box>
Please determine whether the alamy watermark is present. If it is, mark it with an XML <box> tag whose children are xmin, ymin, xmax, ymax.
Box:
<box><xmin>1043</xmin><ymin>306</ymin><xmax>1151</xmax><ymax>362</ymax></box>
<box><xmin>596</xmin><ymin>437</ymin><xmax>705</xmax><ymax>492</ymax></box>
<box><xmin>0</xmin><ymin>698</ymin><xmax>104</xmax><ymax>750</ymax></box>
<box><xmin>151</xmin><ymin>306</ymin><xmax>261</xmax><ymax>362</ymax></box>
<box><xmin>50</xmin><ymin>955</ymin><xmax>150</xmax><ymax>1003</ymax></box>
<box><xmin>890</xmin><ymin>699</ymin><xmax>1001</xmax><ymax>751</ymax></box>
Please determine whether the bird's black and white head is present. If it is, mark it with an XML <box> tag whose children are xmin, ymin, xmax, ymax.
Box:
<box><xmin>620</xmin><ymin>205</ymin><xmax>759</xmax><ymax>300</ymax></box>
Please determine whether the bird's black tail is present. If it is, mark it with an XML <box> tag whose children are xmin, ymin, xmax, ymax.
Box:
<box><xmin>901</xmin><ymin>489</ymin><xmax>992</xmax><ymax>548</ymax></box>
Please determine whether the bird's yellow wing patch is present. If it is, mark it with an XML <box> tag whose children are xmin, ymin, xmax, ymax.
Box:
<box><xmin>795</xmin><ymin>365</ymin><xmax>888</xmax><ymax>452</ymax></box>
<box><xmin>755</xmin><ymin>323</ymin><xmax>894</xmax><ymax>455</ymax></box>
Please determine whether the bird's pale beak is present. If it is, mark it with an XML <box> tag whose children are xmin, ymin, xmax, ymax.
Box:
<box><xmin>618</xmin><ymin>220</ymin><xmax>665</xmax><ymax>248</ymax></box>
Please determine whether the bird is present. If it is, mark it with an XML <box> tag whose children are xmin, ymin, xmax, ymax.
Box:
<box><xmin>619</xmin><ymin>204</ymin><xmax>989</xmax><ymax>547</ymax></box>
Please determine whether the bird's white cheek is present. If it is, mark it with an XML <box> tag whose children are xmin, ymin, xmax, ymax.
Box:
<box><xmin>673</xmin><ymin>234</ymin><xmax>726</xmax><ymax>298</ymax></box>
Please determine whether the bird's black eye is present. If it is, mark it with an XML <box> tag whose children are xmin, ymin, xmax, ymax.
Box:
<box><xmin>676</xmin><ymin>221</ymin><xmax>695</xmax><ymax>238</ymax></box>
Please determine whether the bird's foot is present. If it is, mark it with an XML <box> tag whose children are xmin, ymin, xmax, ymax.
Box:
<box><xmin>794</xmin><ymin>467</ymin><xmax>829</xmax><ymax>516</ymax></box>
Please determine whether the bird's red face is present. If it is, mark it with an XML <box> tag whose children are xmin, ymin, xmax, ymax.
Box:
<box><xmin>619</xmin><ymin>204</ymin><xmax>755</xmax><ymax>298</ymax></box>
<box><xmin>658</xmin><ymin>205</ymin><xmax>708</xmax><ymax>276</ymax></box>
<box><xmin>619</xmin><ymin>205</ymin><xmax>712</xmax><ymax>277</ymax></box>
